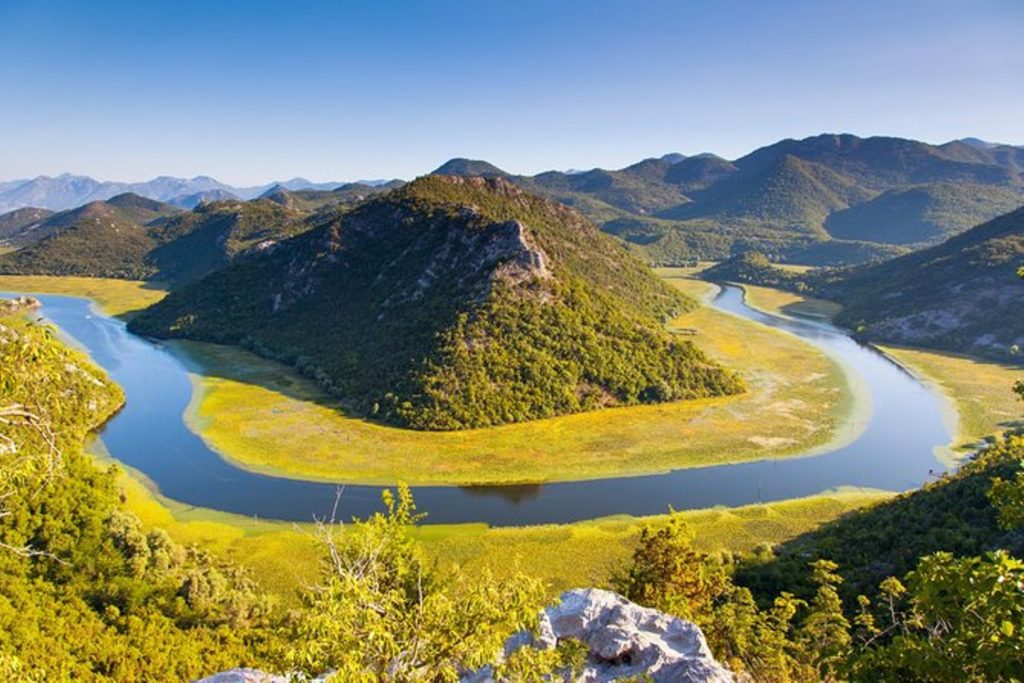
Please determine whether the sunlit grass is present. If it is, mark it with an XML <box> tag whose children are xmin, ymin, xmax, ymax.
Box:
<box><xmin>0</xmin><ymin>275</ymin><xmax>167</xmax><ymax>318</ymax></box>
<box><xmin>103</xmin><ymin>447</ymin><xmax>889</xmax><ymax>603</ymax></box>
<box><xmin>737</xmin><ymin>281</ymin><xmax>842</xmax><ymax>321</ymax></box>
<box><xmin>169</xmin><ymin>276</ymin><xmax>854</xmax><ymax>485</ymax></box>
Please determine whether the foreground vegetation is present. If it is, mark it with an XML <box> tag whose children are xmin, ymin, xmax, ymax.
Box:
<box><xmin>0</xmin><ymin>305</ymin><xmax>277</xmax><ymax>680</ymax></box>
<box><xmin>5</xmin><ymin>270</ymin><xmax>1024</xmax><ymax>679</ymax></box>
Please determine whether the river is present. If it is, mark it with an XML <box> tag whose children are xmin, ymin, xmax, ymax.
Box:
<box><xmin>3</xmin><ymin>285</ymin><xmax>953</xmax><ymax>525</ymax></box>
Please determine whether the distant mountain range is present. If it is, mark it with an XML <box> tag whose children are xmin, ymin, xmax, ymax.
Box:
<box><xmin>3</xmin><ymin>134</ymin><xmax>1022</xmax><ymax>266</ymax></box>
<box><xmin>0</xmin><ymin>174</ymin><xmax>398</xmax><ymax>213</ymax></box>
<box><xmin>432</xmin><ymin>136</ymin><xmax>1024</xmax><ymax>265</ymax></box>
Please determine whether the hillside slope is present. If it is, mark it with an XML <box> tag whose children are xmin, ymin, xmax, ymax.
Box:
<box><xmin>704</xmin><ymin>207</ymin><xmax>1024</xmax><ymax>358</ymax></box>
<box><xmin>0</xmin><ymin>207</ymin><xmax>54</xmax><ymax>246</ymax></box>
<box><xmin>130</xmin><ymin>176</ymin><xmax>742</xmax><ymax>430</ymax></box>
<box><xmin>0</xmin><ymin>195</ymin><xmax>321</xmax><ymax>285</ymax></box>
<box><xmin>507</xmin><ymin>134</ymin><xmax>1024</xmax><ymax>265</ymax></box>
<box><xmin>0</xmin><ymin>195</ymin><xmax>178</xmax><ymax>278</ymax></box>
<box><xmin>829</xmin><ymin>206</ymin><xmax>1024</xmax><ymax>356</ymax></box>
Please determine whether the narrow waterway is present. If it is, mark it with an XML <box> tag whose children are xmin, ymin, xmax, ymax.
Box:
<box><xmin>5</xmin><ymin>285</ymin><xmax>952</xmax><ymax>525</ymax></box>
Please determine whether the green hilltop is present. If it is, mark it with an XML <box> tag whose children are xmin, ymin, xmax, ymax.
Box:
<box><xmin>129</xmin><ymin>175</ymin><xmax>742</xmax><ymax>430</ymax></box>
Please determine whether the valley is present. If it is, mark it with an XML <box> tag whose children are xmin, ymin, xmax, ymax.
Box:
<box><xmin>0</xmin><ymin>266</ymin><xmax>953</xmax><ymax>519</ymax></box>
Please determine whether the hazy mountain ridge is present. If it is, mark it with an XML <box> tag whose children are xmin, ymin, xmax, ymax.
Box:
<box><xmin>129</xmin><ymin>175</ymin><xmax>743</xmax><ymax>430</ymax></box>
<box><xmin>0</xmin><ymin>193</ymin><xmax>328</xmax><ymax>284</ymax></box>
<box><xmin>0</xmin><ymin>173</ymin><xmax>396</xmax><ymax>213</ymax></box>
<box><xmin>4</xmin><ymin>133</ymin><xmax>1022</xmax><ymax>266</ymax></box>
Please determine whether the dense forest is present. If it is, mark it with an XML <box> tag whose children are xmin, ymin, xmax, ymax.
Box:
<box><xmin>129</xmin><ymin>176</ymin><xmax>743</xmax><ymax>430</ymax></box>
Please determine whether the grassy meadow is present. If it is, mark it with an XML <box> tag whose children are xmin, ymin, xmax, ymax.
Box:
<box><xmin>170</xmin><ymin>277</ymin><xmax>854</xmax><ymax>485</ymax></box>
<box><xmin>0</xmin><ymin>274</ymin><xmax>166</xmax><ymax>318</ymax></box>
<box><xmin>732</xmin><ymin>279</ymin><xmax>1024</xmax><ymax>454</ymax></box>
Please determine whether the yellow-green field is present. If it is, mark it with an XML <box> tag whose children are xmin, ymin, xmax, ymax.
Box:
<box><xmin>106</xmin><ymin>450</ymin><xmax>889</xmax><ymax>604</ymax></box>
<box><xmin>0</xmin><ymin>245</ymin><xmax>15</xmax><ymax>256</ymax></box>
<box><xmin>733</xmin><ymin>281</ymin><xmax>1023</xmax><ymax>452</ymax></box>
<box><xmin>0</xmin><ymin>275</ymin><xmax>167</xmax><ymax>318</ymax></box>
<box><xmin>738</xmin><ymin>282</ymin><xmax>842</xmax><ymax>321</ymax></box>
<box><xmin>881</xmin><ymin>346</ymin><xmax>1024</xmax><ymax>449</ymax></box>
<box><xmin>170</xmin><ymin>277</ymin><xmax>854</xmax><ymax>485</ymax></box>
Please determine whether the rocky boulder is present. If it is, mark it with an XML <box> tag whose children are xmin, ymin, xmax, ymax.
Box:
<box><xmin>196</xmin><ymin>589</ymin><xmax>732</xmax><ymax>683</ymax></box>
<box><xmin>468</xmin><ymin>588</ymin><xmax>733</xmax><ymax>682</ymax></box>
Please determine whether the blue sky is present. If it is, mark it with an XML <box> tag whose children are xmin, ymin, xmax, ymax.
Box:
<box><xmin>0</xmin><ymin>0</ymin><xmax>1021</xmax><ymax>184</ymax></box>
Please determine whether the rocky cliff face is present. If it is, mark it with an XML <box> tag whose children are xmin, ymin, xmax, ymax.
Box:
<box><xmin>195</xmin><ymin>589</ymin><xmax>733</xmax><ymax>683</ymax></box>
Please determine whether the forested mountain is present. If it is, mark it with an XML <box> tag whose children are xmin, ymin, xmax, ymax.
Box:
<box><xmin>421</xmin><ymin>135</ymin><xmax>1022</xmax><ymax>266</ymax></box>
<box><xmin>129</xmin><ymin>175</ymin><xmax>742</xmax><ymax>430</ymax></box>
<box><xmin>828</xmin><ymin>206</ymin><xmax>1024</xmax><ymax>356</ymax></box>
<box><xmin>0</xmin><ymin>207</ymin><xmax>54</xmax><ymax>247</ymax></box>
<box><xmin>0</xmin><ymin>195</ymin><xmax>181</xmax><ymax>279</ymax></box>
<box><xmin>704</xmin><ymin>206</ymin><xmax>1024</xmax><ymax>358</ymax></box>
<box><xmin>5</xmin><ymin>134</ymin><xmax>1021</xmax><ymax>267</ymax></box>
<box><xmin>0</xmin><ymin>195</ymin><xmax>322</xmax><ymax>284</ymax></box>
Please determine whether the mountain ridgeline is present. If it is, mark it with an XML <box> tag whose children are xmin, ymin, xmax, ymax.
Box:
<box><xmin>439</xmin><ymin>135</ymin><xmax>1024</xmax><ymax>265</ymax></box>
<box><xmin>0</xmin><ymin>193</ymin><xmax>353</xmax><ymax>284</ymax></box>
<box><xmin>129</xmin><ymin>176</ymin><xmax>743</xmax><ymax>430</ymax></box>
<box><xmin>3</xmin><ymin>134</ymin><xmax>1022</xmax><ymax>269</ymax></box>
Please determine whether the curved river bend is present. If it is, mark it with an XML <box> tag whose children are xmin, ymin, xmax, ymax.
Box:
<box><xmin>5</xmin><ymin>286</ymin><xmax>952</xmax><ymax>525</ymax></box>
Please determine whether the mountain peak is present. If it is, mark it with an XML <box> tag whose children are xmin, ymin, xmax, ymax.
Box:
<box><xmin>431</xmin><ymin>158</ymin><xmax>507</xmax><ymax>177</ymax></box>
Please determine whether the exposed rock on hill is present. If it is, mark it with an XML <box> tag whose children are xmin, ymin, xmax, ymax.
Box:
<box><xmin>490</xmin><ymin>588</ymin><xmax>734</xmax><ymax>682</ymax></box>
<box><xmin>130</xmin><ymin>175</ymin><xmax>742</xmax><ymax>430</ymax></box>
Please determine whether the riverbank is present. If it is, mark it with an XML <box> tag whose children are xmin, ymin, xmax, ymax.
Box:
<box><xmin>730</xmin><ymin>277</ymin><xmax>1024</xmax><ymax>456</ymax></box>
<box><xmin>0</xmin><ymin>274</ymin><xmax>166</xmax><ymax>318</ymax></box>
<box><xmin>170</xmin><ymin>277</ymin><xmax>853</xmax><ymax>486</ymax></box>
<box><xmin>105</xmin><ymin>448</ymin><xmax>891</xmax><ymax>604</ymax></box>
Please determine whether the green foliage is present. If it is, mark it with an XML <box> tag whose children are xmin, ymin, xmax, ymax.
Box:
<box><xmin>130</xmin><ymin>176</ymin><xmax>742</xmax><ymax>431</ymax></box>
<box><xmin>0</xmin><ymin>196</ymin><xmax>319</xmax><ymax>285</ymax></box>
<box><xmin>847</xmin><ymin>551</ymin><xmax>1024</xmax><ymax>681</ymax></box>
<box><xmin>0</xmin><ymin>305</ymin><xmax>277</xmax><ymax>680</ymax></box>
<box><xmin>739</xmin><ymin>434</ymin><xmax>1024</xmax><ymax>601</ymax></box>
<box><xmin>796</xmin><ymin>560</ymin><xmax>851</xmax><ymax>679</ymax></box>
<box><xmin>611</xmin><ymin>515</ymin><xmax>814</xmax><ymax>682</ymax></box>
<box><xmin>285</xmin><ymin>485</ymin><xmax>550</xmax><ymax>681</ymax></box>
<box><xmin>516</xmin><ymin>134</ymin><xmax>1024</xmax><ymax>266</ymax></box>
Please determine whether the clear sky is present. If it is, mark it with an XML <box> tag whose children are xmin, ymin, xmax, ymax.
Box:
<box><xmin>1</xmin><ymin>0</ymin><xmax>1021</xmax><ymax>185</ymax></box>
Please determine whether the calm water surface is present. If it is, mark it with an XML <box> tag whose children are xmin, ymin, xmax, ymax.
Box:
<box><xmin>5</xmin><ymin>285</ymin><xmax>952</xmax><ymax>525</ymax></box>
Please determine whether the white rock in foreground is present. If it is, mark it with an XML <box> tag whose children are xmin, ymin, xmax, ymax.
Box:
<box><xmin>197</xmin><ymin>589</ymin><xmax>732</xmax><ymax>683</ymax></box>
<box><xmin>467</xmin><ymin>588</ymin><xmax>733</xmax><ymax>682</ymax></box>
<box><xmin>194</xmin><ymin>669</ymin><xmax>289</xmax><ymax>683</ymax></box>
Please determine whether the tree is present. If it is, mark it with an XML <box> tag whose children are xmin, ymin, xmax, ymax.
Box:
<box><xmin>286</xmin><ymin>486</ymin><xmax>548</xmax><ymax>681</ymax></box>
<box><xmin>848</xmin><ymin>552</ymin><xmax>1024</xmax><ymax>681</ymax></box>
<box><xmin>796</xmin><ymin>560</ymin><xmax>851</xmax><ymax>680</ymax></box>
